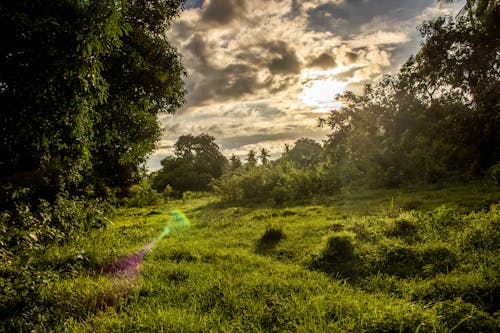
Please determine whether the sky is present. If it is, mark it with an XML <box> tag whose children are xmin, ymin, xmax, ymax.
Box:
<box><xmin>146</xmin><ymin>0</ymin><xmax>463</xmax><ymax>171</ymax></box>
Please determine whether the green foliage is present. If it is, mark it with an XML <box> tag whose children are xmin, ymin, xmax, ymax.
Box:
<box><xmin>121</xmin><ymin>179</ymin><xmax>160</xmax><ymax>207</ymax></box>
<box><xmin>311</xmin><ymin>232</ymin><xmax>359</xmax><ymax>278</ymax></box>
<box><xmin>214</xmin><ymin>158</ymin><xmax>341</xmax><ymax>204</ymax></box>
<box><xmin>433</xmin><ymin>298</ymin><xmax>499</xmax><ymax>332</ymax></box>
<box><xmin>229</xmin><ymin>154</ymin><xmax>243</xmax><ymax>171</ymax></box>
<box><xmin>283</xmin><ymin>138</ymin><xmax>322</xmax><ymax>169</ymax></box>
<box><xmin>0</xmin><ymin>193</ymin><xmax>112</xmax><ymax>331</ymax></box>
<box><xmin>0</xmin><ymin>3</ymin><xmax>185</xmax><ymax>329</ymax></box>
<box><xmin>1</xmin><ymin>193</ymin><xmax>110</xmax><ymax>254</ymax></box>
<box><xmin>490</xmin><ymin>162</ymin><xmax>500</xmax><ymax>185</ymax></box>
<box><xmin>0</xmin><ymin>0</ymin><xmax>185</xmax><ymax>201</ymax></box>
<box><xmin>256</xmin><ymin>226</ymin><xmax>285</xmax><ymax>253</ymax></box>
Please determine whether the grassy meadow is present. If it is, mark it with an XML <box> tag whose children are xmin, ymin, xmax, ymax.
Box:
<box><xmin>3</xmin><ymin>181</ymin><xmax>500</xmax><ymax>332</ymax></box>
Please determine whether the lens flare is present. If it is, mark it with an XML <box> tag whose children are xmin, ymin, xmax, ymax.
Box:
<box><xmin>157</xmin><ymin>210</ymin><xmax>190</xmax><ymax>240</ymax></box>
<box><xmin>106</xmin><ymin>209</ymin><xmax>190</xmax><ymax>277</ymax></box>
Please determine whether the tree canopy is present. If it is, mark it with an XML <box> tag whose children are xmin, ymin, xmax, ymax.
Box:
<box><xmin>151</xmin><ymin>133</ymin><xmax>227</xmax><ymax>196</ymax></box>
<box><xmin>0</xmin><ymin>0</ymin><xmax>185</xmax><ymax>205</ymax></box>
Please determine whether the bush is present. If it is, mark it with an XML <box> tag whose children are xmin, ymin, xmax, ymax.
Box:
<box><xmin>0</xmin><ymin>192</ymin><xmax>112</xmax><ymax>331</ymax></box>
<box><xmin>212</xmin><ymin>160</ymin><xmax>341</xmax><ymax>204</ymax></box>
<box><xmin>121</xmin><ymin>179</ymin><xmax>160</xmax><ymax>207</ymax></box>
<box><xmin>379</xmin><ymin>244</ymin><xmax>421</xmax><ymax>277</ymax></box>
<box><xmin>376</xmin><ymin>243</ymin><xmax>457</xmax><ymax>278</ymax></box>
<box><xmin>434</xmin><ymin>298</ymin><xmax>499</xmax><ymax>332</ymax></box>
<box><xmin>385</xmin><ymin>219</ymin><xmax>419</xmax><ymax>243</ymax></box>
<box><xmin>311</xmin><ymin>232</ymin><xmax>359</xmax><ymax>278</ymax></box>
<box><xmin>1</xmin><ymin>193</ymin><xmax>110</xmax><ymax>253</ymax></box>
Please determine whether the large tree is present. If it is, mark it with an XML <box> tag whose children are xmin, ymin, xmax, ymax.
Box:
<box><xmin>415</xmin><ymin>0</ymin><xmax>500</xmax><ymax>167</ymax></box>
<box><xmin>284</xmin><ymin>138</ymin><xmax>322</xmax><ymax>169</ymax></box>
<box><xmin>0</xmin><ymin>0</ymin><xmax>185</xmax><ymax>204</ymax></box>
<box><xmin>151</xmin><ymin>133</ymin><xmax>227</xmax><ymax>195</ymax></box>
<box><xmin>91</xmin><ymin>0</ymin><xmax>185</xmax><ymax>192</ymax></box>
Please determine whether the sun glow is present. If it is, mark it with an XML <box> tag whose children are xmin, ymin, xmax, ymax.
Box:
<box><xmin>300</xmin><ymin>69</ymin><xmax>348</xmax><ymax>112</ymax></box>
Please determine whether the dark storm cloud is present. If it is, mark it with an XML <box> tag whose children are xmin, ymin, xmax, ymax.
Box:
<box><xmin>206</xmin><ymin>124</ymin><xmax>225</xmax><ymax>136</ymax></box>
<box><xmin>307</xmin><ymin>0</ymin><xmax>434</xmax><ymax>37</ymax></box>
<box><xmin>262</xmin><ymin>40</ymin><xmax>301</xmax><ymax>75</ymax></box>
<box><xmin>201</xmin><ymin>0</ymin><xmax>247</xmax><ymax>25</ymax></box>
<box><xmin>163</xmin><ymin>123</ymin><xmax>181</xmax><ymax>135</ymax></box>
<box><xmin>182</xmin><ymin>37</ymin><xmax>303</xmax><ymax>106</ymax></box>
<box><xmin>185</xmin><ymin>34</ymin><xmax>210</xmax><ymax>66</ymax></box>
<box><xmin>308</xmin><ymin>53</ymin><xmax>337</xmax><ymax>69</ymax></box>
<box><xmin>235</xmin><ymin>40</ymin><xmax>301</xmax><ymax>74</ymax></box>
<box><xmin>286</xmin><ymin>0</ymin><xmax>302</xmax><ymax>19</ymax></box>
<box><xmin>345</xmin><ymin>50</ymin><xmax>361</xmax><ymax>63</ymax></box>
<box><xmin>187</xmin><ymin>63</ymin><xmax>260</xmax><ymax>105</ymax></box>
<box><xmin>170</xmin><ymin>21</ymin><xmax>194</xmax><ymax>40</ymax></box>
<box><xmin>181</xmin><ymin>33</ymin><xmax>263</xmax><ymax>105</ymax></box>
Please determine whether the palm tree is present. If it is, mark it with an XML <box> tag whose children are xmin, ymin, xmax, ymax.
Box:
<box><xmin>259</xmin><ymin>148</ymin><xmax>270</xmax><ymax>166</ymax></box>
<box><xmin>229</xmin><ymin>154</ymin><xmax>242</xmax><ymax>170</ymax></box>
<box><xmin>246</xmin><ymin>149</ymin><xmax>257</xmax><ymax>167</ymax></box>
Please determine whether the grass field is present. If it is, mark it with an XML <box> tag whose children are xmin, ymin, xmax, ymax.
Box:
<box><xmin>3</xmin><ymin>181</ymin><xmax>500</xmax><ymax>332</ymax></box>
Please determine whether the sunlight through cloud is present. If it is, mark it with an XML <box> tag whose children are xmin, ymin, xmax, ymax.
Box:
<box><xmin>300</xmin><ymin>76</ymin><xmax>346</xmax><ymax>112</ymax></box>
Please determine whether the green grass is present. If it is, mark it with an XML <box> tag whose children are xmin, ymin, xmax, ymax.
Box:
<box><xmin>2</xmin><ymin>182</ymin><xmax>500</xmax><ymax>331</ymax></box>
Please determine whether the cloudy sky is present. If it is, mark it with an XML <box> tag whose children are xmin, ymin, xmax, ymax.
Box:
<box><xmin>147</xmin><ymin>0</ymin><xmax>463</xmax><ymax>171</ymax></box>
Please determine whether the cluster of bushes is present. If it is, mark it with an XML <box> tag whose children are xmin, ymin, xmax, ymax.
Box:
<box><xmin>309</xmin><ymin>203</ymin><xmax>500</xmax><ymax>323</ymax></box>
<box><xmin>212</xmin><ymin>159</ymin><xmax>341</xmax><ymax>204</ymax></box>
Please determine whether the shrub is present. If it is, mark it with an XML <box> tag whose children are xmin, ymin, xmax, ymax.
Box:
<box><xmin>460</xmin><ymin>203</ymin><xmax>500</xmax><ymax>251</ymax></box>
<box><xmin>311</xmin><ymin>232</ymin><xmax>359</xmax><ymax>278</ymax></box>
<box><xmin>377</xmin><ymin>243</ymin><xmax>458</xmax><ymax>278</ymax></box>
<box><xmin>420</xmin><ymin>246</ymin><xmax>458</xmax><ymax>276</ymax></box>
<box><xmin>162</xmin><ymin>185</ymin><xmax>174</xmax><ymax>200</ymax></box>
<box><xmin>0</xmin><ymin>191</ymin><xmax>112</xmax><ymax>331</ymax></box>
<box><xmin>379</xmin><ymin>244</ymin><xmax>421</xmax><ymax>277</ymax></box>
<box><xmin>385</xmin><ymin>219</ymin><xmax>419</xmax><ymax>243</ymax></box>
<box><xmin>213</xmin><ymin>160</ymin><xmax>341</xmax><ymax>205</ymax></box>
<box><xmin>1</xmin><ymin>193</ymin><xmax>110</xmax><ymax>253</ymax></box>
<box><xmin>121</xmin><ymin>179</ymin><xmax>160</xmax><ymax>207</ymax></box>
